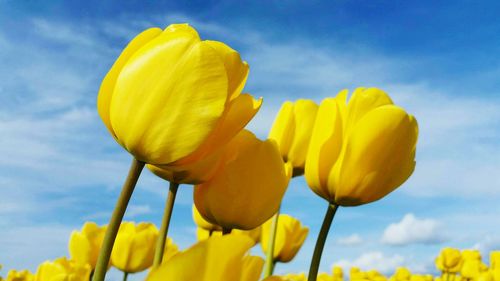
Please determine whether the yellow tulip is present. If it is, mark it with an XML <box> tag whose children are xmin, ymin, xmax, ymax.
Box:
<box><xmin>146</xmin><ymin>235</ymin><xmax>262</xmax><ymax>281</ymax></box>
<box><xmin>98</xmin><ymin>23</ymin><xmax>261</xmax><ymax>168</ymax></box>
<box><xmin>491</xmin><ymin>251</ymin><xmax>500</xmax><ymax>269</ymax></box>
<box><xmin>332</xmin><ymin>266</ymin><xmax>344</xmax><ymax>281</ymax></box>
<box><xmin>6</xmin><ymin>270</ymin><xmax>34</xmax><ymax>281</ymax></box>
<box><xmin>261</xmin><ymin>214</ymin><xmax>309</xmax><ymax>263</ymax></box>
<box><xmin>269</xmin><ymin>100</ymin><xmax>319</xmax><ymax>175</ymax></box>
<box><xmin>351</xmin><ymin>267</ymin><xmax>365</xmax><ymax>281</ymax></box>
<box><xmin>35</xmin><ymin>257</ymin><xmax>90</xmax><ymax>281</ymax></box>
<box><xmin>193</xmin><ymin>204</ymin><xmax>222</xmax><ymax>232</ymax></box>
<box><xmin>305</xmin><ymin>88</ymin><xmax>418</xmax><ymax>206</ymax></box>
<box><xmin>111</xmin><ymin>222</ymin><xmax>158</xmax><ymax>273</ymax></box>
<box><xmin>68</xmin><ymin>222</ymin><xmax>106</xmax><ymax>269</ymax></box>
<box><xmin>194</xmin><ymin>130</ymin><xmax>293</xmax><ymax>230</ymax></box>
<box><xmin>462</xmin><ymin>259</ymin><xmax>488</xmax><ymax>280</ymax></box>
<box><xmin>393</xmin><ymin>267</ymin><xmax>411</xmax><ymax>281</ymax></box>
<box><xmin>436</xmin><ymin>248</ymin><xmax>462</xmax><ymax>273</ymax></box>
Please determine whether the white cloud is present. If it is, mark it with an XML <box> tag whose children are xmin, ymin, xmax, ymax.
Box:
<box><xmin>381</xmin><ymin>214</ymin><xmax>446</xmax><ymax>246</ymax></box>
<box><xmin>337</xmin><ymin>234</ymin><xmax>363</xmax><ymax>246</ymax></box>
<box><xmin>334</xmin><ymin>252</ymin><xmax>405</xmax><ymax>275</ymax></box>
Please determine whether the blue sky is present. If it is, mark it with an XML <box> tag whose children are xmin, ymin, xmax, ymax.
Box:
<box><xmin>1</xmin><ymin>1</ymin><xmax>500</xmax><ymax>279</ymax></box>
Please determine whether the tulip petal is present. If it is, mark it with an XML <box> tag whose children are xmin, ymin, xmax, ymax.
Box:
<box><xmin>305</xmin><ymin>97</ymin><xmax>343</xmax><ymax>201</ymax></box>
<box><xmin>97</xmin><ymin>27</ymin><xmax>162</xmax><ymax>138</ymax></box>
<box><xmin>175</xmin><ymin>93</ymin><xmax>262</xmax><ymax>166</ymax></box>
<box><xmin>344</xmin><ymin>87</ymin><xmax>393</xmax><ymax>137</ymax></box>
<box><xmin>205</xmin><ymin>40</ymin><xmax>250</xmax><ymax>100</ymax></box>
<box><xmin>110</xmin><ymin>35</ymin><xmax>229</xmax><ymax>164</ymax></box>
<box><xmin>287</xmin><ymin>100</ymin><xmax>319</xmax><ymax>169</ymax></box>
<box><xmin>194</xmin><ymin>131</ymin><xmax>289</xmax><ymax>230</ymax></box>
<box><xmin>146</xmin><ymin>144</ymin><xmax>225</xmax><ymax>184</ymax></box>
<box><xmin>329</xmin><ymin>105</ymin><xmax>418</xmax><ymax>206</ymax></box>
<box><xmin>241</xmin><ymin>256</ymin><xmax>265</xmax><ymax>281</ymax></box>
<box><xmin>146</xmin><ymin>235</ymin><xmax>254</xmax><ymax>281</ymax></box>
<box><xmin>268</xmin><ymin>101</ymin><xmax>295</xmax><ymax>160</ymax></box>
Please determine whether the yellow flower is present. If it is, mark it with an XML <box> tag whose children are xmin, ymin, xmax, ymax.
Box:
<box><xmin>436</xmin><ymin>248</ymin><xmax>462</xmax><ymax>273</ymax></box>
<box><xmin>305</xmin><ymin>88</ymin><xmax>418</xmax><ymax>206</ymax></box>
<box><xmin>35</xmin><ymin>257</ymin><xmax>90</xmax><ymax>281</ymax></box>
<box><xmin>461</xmin><ymin>259</ymin><xmax>488</xmax><ymax>280</ymax></box>
<box><xmin>332</xmin><ymin>266</ymin><xmax>344</xmax><ymax>281</ymax></box>
<box><xmin>269</xmin><ymin>100</ymin><xmax>319</xmax><ymax>175</ymax></box>
<box><xmin>350</xmin><ymin>267</ymin><xmax>366</xmax><ymax>281</ymax></box>
<box><xmin>98</xmin><ymin>23</ymin><xmax>261</xmax><ymax>169</ymax></box>
<box><xmin>111</xmin><ymin>222</ymin><xmax>158</xmax><ymax>273</ymax></box>
<box><xmin>490</xmin><ymin>251</ymin><xmax>500</xmax><ymax>269</ymax></box>
<box><xmin>194</xmin><ymin>130</ymin><xmax>292</xmax><ymax>230</ymax></box>
<box><xmin>392</xmin><ymin>267</ymin><xmax>411</xmax><ymax>281</ymax></box>
<box><xmin>193</xmin><ymin>205</ymin><xmax>222</xmax><ymax>232</ymax></box>
<box><xmin>68</xmin><ymin>222</ymin><xmax>106</xmax><ymax>269</ymax></box>
<box><xmin>146</xmin><ymin>235</ymin><xmax>262</xmax><ymax>281</ymax></box>
<box><xmin>6</xmin><ymin>270</ymin><xmax>34</xmax><ymax>281</ymax></box>
<box><xmin>260</xmin><ymin>214</ymin><xmax>309</xmax><ymax>263</ymax></box>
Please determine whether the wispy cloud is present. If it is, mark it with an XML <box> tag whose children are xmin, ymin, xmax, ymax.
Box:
<box><xmin>337</xmin><ymin>234</ymin><xmax>364</xmax><ymax>246</ymax></box>
<box><xmin>381</xmin><ymin>214</ymin><xmax>446</xmax><ymax>246</ymax></box>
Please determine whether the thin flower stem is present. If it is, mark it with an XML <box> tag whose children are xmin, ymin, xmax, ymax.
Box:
<box><xmin>222</xmin><ymin>228</ymin><xmax>232</xmax><ymax>235</ymax></box>
<box><xmin>92</xmin><ymin>158</ymin><xmax>145</xmax><ymax>281</ymax></box>
<box><xmin>307</xmin><ymin>203</ymin><xmax>339</xmax><ymax>281</ymax></box>
<box><xmin>122</xmin><ymin>272</ymin><xmax>129</xmax><ymax>281</ymax></box>
<box><xmin>263</xmin><ymin>207</ymin><xmax>281</xmax><ymax>278</ymax></box>
<box><xmin>153</xmin><ymin>181</ymin><xmax>179</xmax><ymax>267</ymax></box>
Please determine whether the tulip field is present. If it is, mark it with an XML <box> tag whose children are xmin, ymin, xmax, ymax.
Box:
<box><xmin>1</xmin><ymin>2</ymin><xmax>499</xmax><ymax>281</ymax></box>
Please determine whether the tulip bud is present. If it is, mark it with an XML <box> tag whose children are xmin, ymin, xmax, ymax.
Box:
<box><xmin>305</xmin><ymin>88</ymin><xmax>418</xmax><ymax>206</ymax></box>
<box><xmin>269</xmin><ymin>100</ymin><xmax>319</xmax><ymax>175</ymax></box>
<box><xmin>393</xmin><ymin>267</ymin><xmax>411</xmax><ymax>281</ymax></box>
<box><xmin>260</xmin><ymin>214</ymin><xmax>309</xmax><ymax>263</ymax></box>
<box><xmin>436</xmin><ymin>248</ymin><xmax>462</xmax><ymax>273</ymax></box>
<box><xmin>332</xmin><ymin>266</ymin><xmax>344</xmax><ymax>281</ymax></box>
<box><xmin>194</xmin><ymin>130</ymin><xmax>292</xmax><ymax>230</ymax></box>
<box><xmin>35</xmin><ymin>257</ymin><xmax>91</xmax><ymax>281</ymax></box>
<box><xmin>68</xmin><ymin>222</ymin><xmax>106</xmax><ymax>269</ymax></box>
<box><xmin>98</xmin><ymin>23</ymin><xmax>261</xmax><ymax>170</ymax></box>
<box><xmin>111</xmin><ymin>222</ymin><xmax>158</xmax><ymax>273</ymax></box>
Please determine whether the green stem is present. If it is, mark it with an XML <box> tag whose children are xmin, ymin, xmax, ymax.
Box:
<box><xmin>307</xmin><ymin>203</ymin><xmax>339</xmax><ymax>281</ymax></box>
<box><xmin>263</xmin><ymin>208</ymin><xmax>281</xmax><ymax>278</ymax></box>
<box><xmin>92</xmin><ymin>158</ymin><xmax>144</xmax><ymax>281</ymax></box>
<box><xmin>122</xmin><ymin>272</ymin><xmax>129</xmax><ymax>281</ymax></box>
<box><xmin>153</xmin><ymin>181</ymin><xmax>179</xmax><ymax>267</ymax></box>
<box><xmin>222</xmin><ymin>228</ymin><xmax>232</xmax><ymax>235</ymax></box>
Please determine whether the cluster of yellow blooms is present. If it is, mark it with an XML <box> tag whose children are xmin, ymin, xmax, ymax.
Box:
<box><xmin>2</xmin><ymin>236</ymin><xmax>500</xmax><ymax>281</ymax></box>
<box><xmin>1</xmin><ymin>23</ymin><xmax>421</xmax><ymax>281</ymax></box>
